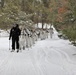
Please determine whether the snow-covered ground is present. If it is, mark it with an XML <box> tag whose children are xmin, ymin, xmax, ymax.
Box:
<box><xmin>0</xmin><ymin>27</ymin><xmax>76</xmax><ymax>75</ymax></box>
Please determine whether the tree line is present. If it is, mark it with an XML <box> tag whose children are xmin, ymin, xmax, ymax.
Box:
<box><xmin>0</xmin><ymin>0</ymin><xmax>52</xmax><ymax>29</ymax></box>
<box><xmin>54</xmin><ymin>0</ymin><xmax>76</xmax><ymax>46</ymax></box>
<box><xmin>0</xmin><ymin>0</ymin><xmax>76</xmax><ymax>45</ymax></box>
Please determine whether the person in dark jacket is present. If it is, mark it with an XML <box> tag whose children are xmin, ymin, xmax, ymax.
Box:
<box><xmin>9</xmin><ymin>24</ymin><xmax>21</xmax><ymax>52</ymax></box>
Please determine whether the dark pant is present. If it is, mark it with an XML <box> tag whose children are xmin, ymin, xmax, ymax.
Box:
<box><xmin>12</xmin><ymin>37</ymin><xmax>19</xmax><ymax>50</ymax></box>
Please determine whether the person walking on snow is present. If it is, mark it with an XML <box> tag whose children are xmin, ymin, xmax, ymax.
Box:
<box><xmin>49</xmin><ymin>28</ymin><xmax>53</xmax><ymax>38</ymax></box>
<box><xmin>9</xmin><ymin>24</ymin><xmax>21</xmax><ymax>52</ymax></box>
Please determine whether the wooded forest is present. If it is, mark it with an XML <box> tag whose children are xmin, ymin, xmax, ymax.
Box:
<box><xmin>0</xmin><ymin>0</ymin><xmax>76</xmax><ymax>45</ymax></box>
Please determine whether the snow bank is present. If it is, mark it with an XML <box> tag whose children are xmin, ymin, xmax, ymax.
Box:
<box><xmin>0</xmin><ymin>29</ymin><xmax>9</xmax><ymax>37</ymax></box>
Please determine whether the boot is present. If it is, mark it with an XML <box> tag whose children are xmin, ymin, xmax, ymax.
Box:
<box><xmin>23</xmin><ymin>46</ymin><xmax>25</xmax><ymax>50</ymax></box>
<box><xmin>17</xmin><ymin>49</ymin><xmax>19</xmax><ymax>53</ymax></box>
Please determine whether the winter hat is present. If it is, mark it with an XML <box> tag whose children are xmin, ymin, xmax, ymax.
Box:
<box><xmin>16</xmin><ymin>24</ymin><xmax>19</xmax><ymax>27</ymax></box>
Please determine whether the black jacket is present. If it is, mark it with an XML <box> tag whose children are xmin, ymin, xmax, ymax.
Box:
<box><xmin>9</xmin><ymin>27</ymin><xmax>21</xmax><ymax>40</ymax></box>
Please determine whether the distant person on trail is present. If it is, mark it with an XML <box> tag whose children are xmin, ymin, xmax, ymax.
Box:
<box><xmin>49</xmin><ymin>27</ymin><xmax>53</xmax><ymax>38</ymax></box>
<box><xmin>9</xmin><ymin>24</ymin><xmax>21</xmax><ymax>52</ymax></box>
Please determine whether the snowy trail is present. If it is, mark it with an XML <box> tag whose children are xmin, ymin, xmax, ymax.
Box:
<box><xmin>32</xmin><ymin>39</ymin><xmax>76</xmax><ymax>75</ymax></box>
<box><xmin>0</xmin><ymin>30</ymin><xmax>76</xmax><ymax>75</ymax></box>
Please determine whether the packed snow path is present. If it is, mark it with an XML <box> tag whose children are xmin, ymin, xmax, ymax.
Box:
<box><xmin>0</xmin><ymin>29</ymin><xmax>76</xmax><ymax>75</ymax></box>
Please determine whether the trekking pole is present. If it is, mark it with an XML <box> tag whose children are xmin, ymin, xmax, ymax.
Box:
<box><xmin>9</xmin><ymin>40</ymin><xmax>10</xmax><ymax>50</ymax></box>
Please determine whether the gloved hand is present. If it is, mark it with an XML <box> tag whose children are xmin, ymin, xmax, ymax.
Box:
<box><xmin>9</xmin><ymin>37</ymin><xmax>11</xmax><ymax>40</ymax></box>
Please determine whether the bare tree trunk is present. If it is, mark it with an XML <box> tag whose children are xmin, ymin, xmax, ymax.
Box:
<box><xmin>37</xmin><ymin>22</ymin><xmax>38</xmax><ymax>28</ymax></box>
<box><xmin>1</xmin><ymin>0</ymin><xmax>4</xmax><ymax>7</ymax></box>
<box><xmin>21</xmin><ymin>0</ymin><xmax>25</xmax><ymax>11</ymax></box>
<box><xmin>42</xmin><ymin>20</ymin><xmax>44</xmax><ymax>29</ymax></box>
